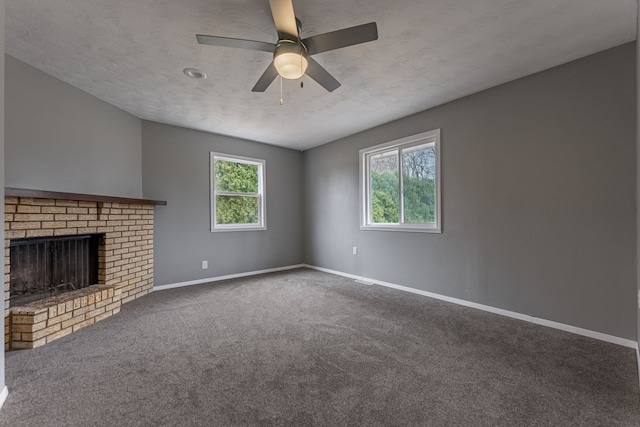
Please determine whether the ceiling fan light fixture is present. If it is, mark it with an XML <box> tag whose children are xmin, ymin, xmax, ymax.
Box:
<box><xmin>273</xmin><ymin>40</ymin><xmax>308</xmax><ymax>80</ymax></box>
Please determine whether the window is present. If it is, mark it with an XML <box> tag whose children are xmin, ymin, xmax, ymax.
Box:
<box><xmin>211</xmin><ymin>153</ymin><xmax>266</xmax><ymax>231</ymax></box>
<box><xmin>360</xmin><ymin>129</ymin><xmax>441</xmax><ymax>233</ymax></box>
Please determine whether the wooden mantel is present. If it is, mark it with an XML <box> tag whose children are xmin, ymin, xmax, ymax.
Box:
<box><xmin>5</xmin><ymin>187</ymin><xmax>167</xmax><ymax>206</ymax></box>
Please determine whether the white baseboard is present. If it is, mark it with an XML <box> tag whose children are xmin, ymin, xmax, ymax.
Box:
<box><xmin>154</xmin><ymin>264</ymin><xmax>306</xmax><ymax>291</ymax></box>
<box><xmin>0</xmin><ymin>386</ymin><xmax>8</xmax><ymax>410</ymax></box>
<box><xmin>303</xmin><ymin>264</ymin><xmax>638</xmax><ymax>349</ymax></box>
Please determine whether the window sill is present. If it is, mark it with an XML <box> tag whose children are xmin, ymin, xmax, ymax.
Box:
<box><xmin>211</xmin><ymin>226</ymin><xmax>267</xmax><ymax>232</ymax></box>
<box><xmin>360</xmin><ymin>225</ymin><xmax>441</xmax><ymax>234</ymax></box>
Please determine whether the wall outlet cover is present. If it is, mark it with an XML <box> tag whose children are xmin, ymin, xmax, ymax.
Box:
<box><xmin>202</xmin><ymin>260</ymin><xmax>208</xmax><ymax>269</ymax></box>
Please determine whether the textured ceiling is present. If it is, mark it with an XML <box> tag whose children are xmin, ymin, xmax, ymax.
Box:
<box><xmin>6</xmin><ymin>0</ymin><xmax>637</xmax><ymax>150</ymax></box>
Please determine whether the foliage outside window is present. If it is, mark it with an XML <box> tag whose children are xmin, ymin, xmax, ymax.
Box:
<box><xmin>211</xmin><ymin>153</ymin><xmax>266</xmax><ymax>231</ymax></box>
<box><xmin>360</xmin><ymin>129</ymin><xmax>441</xmax><ymax>233</ymax></box>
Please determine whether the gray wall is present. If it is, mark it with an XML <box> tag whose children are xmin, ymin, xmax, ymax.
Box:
<box><xmin>637</xmin><ymin>2</ymin><xmax>640</xmax><ymax>353</ymax></box>
<box><xmin>1</xmin><ymin>0</ymin><xmax>6</xmax><ymax>395</ymax></box>
<box><xmin>142</xmin><ymin>121</ymin><xmax>304</xmax><ymax>286</ymax></box>
<box><xmin>5</xmin><ymin>55</ymin><xmax>143</xmax><ymax>198</ymax></box>
<box><xmin>304</xmin><ymin>43</ymin><xmax>637</xmax><ymax>340</ymax></box>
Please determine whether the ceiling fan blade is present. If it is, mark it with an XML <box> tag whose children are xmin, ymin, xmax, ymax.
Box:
<box><xmin>305</xmin><ymin>58</ymin><xmax>341</xmax><ymax>92</ymax></box>
<box><xmin>196</xmin><ymin>34</ymin><xmax>275</xmax><ymax>53</ymax></box>
<box><xmin>252</xmin><ymin>62</ymin><xmax>279</xmax><ymax>92</ymax></box>
<box><xmin>302</xmin><ymin>22</ymin><xmax>378</xmax><ymax>55</ymax></box>
<box><xmin>269</xmin><ymin>0</ymin><xmax>299</xmax><ymax>40</ymax></box>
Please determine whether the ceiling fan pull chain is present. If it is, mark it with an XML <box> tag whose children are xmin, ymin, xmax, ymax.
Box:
<box><xmin>280</xmin><ymin>75</ymin><xmax>284</xmax><ymax>105</ymax></box>
<box><xmin>300</xmin><ymin>53</ymin><xmax>304</xmax><ymax>88</ymax></box>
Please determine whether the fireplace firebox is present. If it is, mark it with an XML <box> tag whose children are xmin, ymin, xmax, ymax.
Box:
<box><xmin>9</xmin><ymin>234</ymin><xmax>101</xmax><ymax>307</ymax></box>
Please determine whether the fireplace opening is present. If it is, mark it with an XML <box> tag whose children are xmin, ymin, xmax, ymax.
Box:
<box><xmin>9</xmin><ymin>234</ymin><xmax>102</xmax><ymax>307</ymax></box>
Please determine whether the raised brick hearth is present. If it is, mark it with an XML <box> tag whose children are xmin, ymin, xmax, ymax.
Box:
<box><xmin>4</xmin><ymin>192</ymin><xmax>163</xmax><ymax>349</ymax></box>
<box><xmin>7</xmin><ymin>285</ymin><xmax>120</xmax><ymax>349</ymax></box>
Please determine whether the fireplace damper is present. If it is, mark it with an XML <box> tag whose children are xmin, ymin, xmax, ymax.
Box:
<box><xmin>10</xmin><ymin>234</ymin><xmax>101</xmax><ymax>307</ymax></box>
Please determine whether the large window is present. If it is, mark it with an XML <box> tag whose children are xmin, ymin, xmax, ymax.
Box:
<box><xmin>211</xmin><ymin>153</ymin><xmax>266</xmax><ymax>231</ymax></box>
<box><xmin>360</xmin><ymin>129</ymin><xmax>441</xmax><ymax>233</ymax></box>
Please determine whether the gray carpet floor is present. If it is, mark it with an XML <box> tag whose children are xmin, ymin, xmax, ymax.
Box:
<box><xmin>0</xmin><ymin>268</ymin><xmax>638</xmax><ymax>426</ymax></box>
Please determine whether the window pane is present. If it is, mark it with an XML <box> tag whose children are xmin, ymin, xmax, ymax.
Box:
<box><xmin>402</xmin><ymin>144</ymin><xmax>436</xmax><ymax>223</ymax></box>
<box><xmin>216</xmin><ymin>195</ymin><xmax>259</xmax><ymax>225</ymax></box>
<box><xmin>214</xmin><ymin>160</ymin><xmax>259</xmax><ymax>193</ymax></box>
<box><xmin>369</xmin><ymin>150</ymin><xmax>399</xmax><ymax>223</ymax></box>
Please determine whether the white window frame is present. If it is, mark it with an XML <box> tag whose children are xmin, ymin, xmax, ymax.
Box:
<box><xmin>359</xmin><ymin>129</ymin><xmax>441</xmax><ymax>233</ymax></box>
<box><xmin>210</xmin><ymin>152</ymin><xmax>266</xmax><ymax>232</ymax></box>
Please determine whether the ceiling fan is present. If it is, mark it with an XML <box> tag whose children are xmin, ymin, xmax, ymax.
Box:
<box><xmin>196</xmin><ymin>0</ymin><xmax>378</xmax><ymax>92</ymax></box>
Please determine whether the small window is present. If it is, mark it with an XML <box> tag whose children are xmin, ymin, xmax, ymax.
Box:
<box><xmin>211</xmin><ymin>153</ymin><xmax>266</xmax><ymax>231</ymax></box>
<box><xmin>360</xmin><ymin>129</ymin><xmax>441</xmax><ymax>233</ymax></box>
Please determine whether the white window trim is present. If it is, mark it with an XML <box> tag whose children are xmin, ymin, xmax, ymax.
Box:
<box><xmin>359</xmin><ymin>129</ymin><xmax>442</xmax><ymax>233</ymax></box>
<box><xmin>210</xmin><ymin>152</ymin><xmax>267</xmax><ymax>232</ymax></box>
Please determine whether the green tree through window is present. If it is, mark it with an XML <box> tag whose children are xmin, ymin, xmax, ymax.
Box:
<box><xmin>402</xmin><ymin>145</ymin><xmax>436</xmax><ymax>223</ymax></box>
<box><xmin>368</xmin><ymin>144</ymin><xmax>435</xmax><ymax>224</ymax></box>
<box><xmin>369</xmin><ymin>151</ymin><xmax>399</xmax><ymax>223</ymax></box>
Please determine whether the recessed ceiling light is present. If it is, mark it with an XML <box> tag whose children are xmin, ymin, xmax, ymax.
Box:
<box><xmin>183</xmin><ymin>68</ymin><xmax>207</xmax><ymax>80</ymax></box>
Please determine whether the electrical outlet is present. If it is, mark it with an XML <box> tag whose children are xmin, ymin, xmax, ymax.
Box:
<box><xmin>352</xmin><ymin>246</ymin><xmax>358</xmax><ymax>255</ymax></box>
<box><xmin>202</xmin><ymin>260</ymin><xmax>208</xmax><ymax>269</ymax></box>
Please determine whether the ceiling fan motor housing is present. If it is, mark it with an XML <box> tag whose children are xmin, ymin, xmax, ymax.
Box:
<box><xmin>273</xmin><ymin>40</ymin><xmax>309</xmax><ymax>80</ymax></box>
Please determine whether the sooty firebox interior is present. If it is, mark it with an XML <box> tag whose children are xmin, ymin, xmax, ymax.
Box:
<box><xmin>9</xmin><ymin>234</ymin><xmax>101</xmax><ymax>307</ymax></box>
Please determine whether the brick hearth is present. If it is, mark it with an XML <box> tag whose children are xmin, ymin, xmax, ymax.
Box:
<box><xmin>4</xmin><ymin>192</ymin><xmax>162</xmax><ymax>349</ymax></box>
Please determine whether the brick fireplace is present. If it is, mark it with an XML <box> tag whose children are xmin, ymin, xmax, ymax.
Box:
<box><xmin>3</xmin><ymin>188</ymin><xmax>166</xmax><ymax>350</ymax></box>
